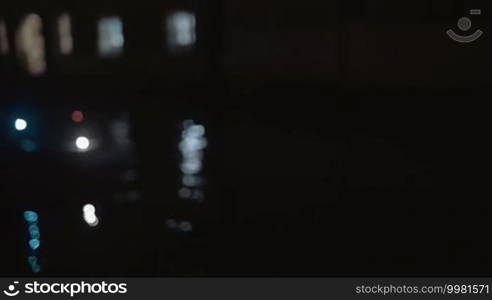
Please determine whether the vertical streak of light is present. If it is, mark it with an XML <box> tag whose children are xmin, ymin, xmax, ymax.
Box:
<box><xmin>0</xmin><ymin>19</ymin><xmax>9</xmax><ymax>55</ymax></box>
<box><xmin>15</xmin><ymin>14</ymin><xmax>46</xmax><ymax>75</ymax></box>
<box><xmin>58</xmin><ymin>13</ymin><xmax>73</xmax><ymax>55</ymax></box>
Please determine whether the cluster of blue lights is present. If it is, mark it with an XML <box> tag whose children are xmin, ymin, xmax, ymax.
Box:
<box><xmin>23</xmin><ymin>210</ymin><xmax>41</xmax><ymax>274</ymax></box>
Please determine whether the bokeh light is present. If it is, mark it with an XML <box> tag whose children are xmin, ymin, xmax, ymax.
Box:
<box><xmin>24</xmin><ymin>211</ymin><xmax>41</xmax><ymax>274</ymax></box>
<box><xmin>15</xmin><ymin>118</ymin><xmax>27</xmax><ymax>131</ymax></box>
<box><xmin>58</xmin><ymin>13</ymin><xmax>73</xmax><ymax>55</ymax></box>
<box><xmin>15</xmin><ymin>13</ymin><xmax>46</xmax><ymax>75</ymax></box>
<box><xmin>178</xmin><ymin>221</ymin><xmax>193</xmax><ymax>232</ymax></box>
<box><xmin>75</xmin><ymin>136</ymin><xmax>90</xmax><ymax>150</ymax></box>
<box><xmin>98</xmin><ymin>17</ymin><xmax>124</xmax><ymax>57</ymax></box>
<box><xmin>23</xmin><ymin>211</ymin><xmax>38</xmax><ymax>223</ymax></box>
<box><xmin>165</xmin><ymin>218</ymin><xmax>193</xmax><ymax>233</ymax></box>
<box><xmin>83</xmin><ymin>204</ymin><xmax>99</xmax><ymax>227</ymax></box>
<box><xmin>0</xmin><ymin>19</ymin><xmax>9</xmax><ymax>55</ymax></box>
<box><xmin>31</xmin><ymin>264</ymin><xmax>41</xmax><ymax>273</ymax></box>
<box><xmin>83</xmin><ymin>204</ymin><xmax>96</xmax><ymax>214</ymax></box>
<box><xmin>71</xmin><ymin>110</ymin><xmax>84</xmax><ymax>123</ymax></box>
<box><xmin>28</xmin><ymin>225</ymin><xmax>40</xmax><ymax>239</ymax></box>
<box><xmin>27</xmin><ymin>256</ymin><xmax>37</xmax><ymax>265</ymax></box>
<box><xmin>166</xmin><ymin>11</ymin><xmax>196</xmax><ymax>51</ymax></box>
<box><xmin>27</xmin><ymin>256</ymin><xmax>41</xmax><ymax>273</ymax></box>
<box><xmin>29</xmin><ymin>238</ymin><xmax>40</xmax><ymax>250</ymax></box>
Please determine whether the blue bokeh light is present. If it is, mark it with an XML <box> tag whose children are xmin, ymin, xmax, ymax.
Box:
<box><xmin>28</xmin><ymin>225</ymin><xmax>40</xmax><ymax>239</ymax></box>
<box><xmin>27</xmin><ymin>256</ymin><xmax>38</xmax><ymax>265</ymax></box>
<box><xmin>27</xmin><ymin>255</ymin><xmax>42</xmax><ymax>273</ymax></box>
<box><xmin>31</xmin><ymin>263</ymin><xmax>41</xmax><ymax>274</ymax></box>
<box><xmin>29</xmin><ymin>238</ymin><xmax>40</xmax><ymax>250</ymax></box>
<box><xmin>23</xmin><ymin>211</ymin><xmax>38</xmax><ymax>223</ymax></box>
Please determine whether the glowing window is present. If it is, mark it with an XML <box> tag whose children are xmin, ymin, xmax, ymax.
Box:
<box><xmin>166</xmin><ymin>11</ymin><xmax>196</xmax><ymax>52</ymax></box>
<box><xmin>15</xmin><ymin>14</ymin><xmax>46</xmax><ymax>75</ymax></box>
<box><xmin>98</xmin><ymin>16</ymin><xmax>124</xmax><ymax>57</ymax></box>
<box><xmin>58</xmin><ymin>13</ymin><xmax>73</xmax><ymax>55</ymax></box>
<box><xmin>0</xmin><ymin>19</ymin><xmax>9</xmax><ymax>55</ymax></box>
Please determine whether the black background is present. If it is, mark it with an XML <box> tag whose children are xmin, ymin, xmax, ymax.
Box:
<box><xmin>1</xmin><ymin>0</ymin><xmax>491</xmax><ymax>276</ymax></box>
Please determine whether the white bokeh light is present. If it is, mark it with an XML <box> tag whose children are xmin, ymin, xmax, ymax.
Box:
<box><xmin>15</xmin><ymin>118</ymin><xmax>27</xmax><ymax>131</ymax></box>
<box><xmin>98</xmin><ymin>16</ymin><xmax>124</xmax><ymax>57</ymax></box>
<box><xmin>15</xmin><ymin>14</ymin><xmax>46</xmax><ymax>75</ymax></box>
<box><xmin>166</xmin><ymin>11</ymin><xmax>196</xmax><ymax>51</ymax></box>
<box><xmin>83</xmin><ymin>204</ymin><xmax>99</xmax><ymax>227</ymax></box>
<box><xmin>178</xmin><ymin>120</ymin><xmax>206</xmax><ymax>202</ymax></box>
<box><xmin>75</xmin><ymin>136</ymin><xmax>90</xmax><ymax>150</ymax></box>
<box><xmin>83</xmin><ymin>204</ymin><xmax>96</xmax><ymax>214</ymax></box>
<box><xmin>58</xmin><ymin>13</ymin><xmax>73</xmax><ymax>55</ymax></box>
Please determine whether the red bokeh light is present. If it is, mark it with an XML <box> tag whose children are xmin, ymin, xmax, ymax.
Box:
<box><xmin>71</xmin><ymin>110</ymin><xmax>84</xmax><ymax>123</ymax></box>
